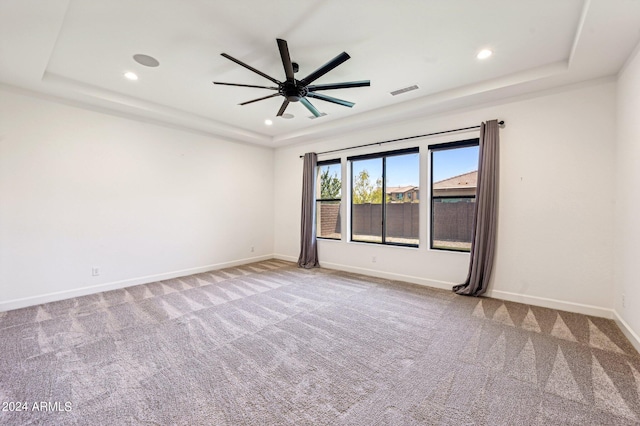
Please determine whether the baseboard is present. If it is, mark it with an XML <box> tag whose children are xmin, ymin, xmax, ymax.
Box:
<box><xmin>273</xmin><ymin>253</ymin><xmax>297</xmax><ymax>263</ymax></box>
<box><xmin>308</xmin><ymin>258</ymin><xmax>457</xmax><ymax>291</ymax></box>
<box><xmin>273</xmin><ymin>254</ymin><xmax>615</xmax><ymax>319</ymax></box>
<box><xmin>0</xmin><ymin>254</ymin><xmax>273</xmax><ymax>312</ymax></box>
<box><xmin>612</xmin><ymin>310</ymin><xmax>640</xmax><ymax>354</ymax></box>
<box><xmin>485</xmin><ymin>289</ymin><xmax>614</xmax><ymax>319</ymax></box>
<box><xmin>3</xmin><ymin>253</ymin><xmax>617</xmax><ymax>324</ymax></box>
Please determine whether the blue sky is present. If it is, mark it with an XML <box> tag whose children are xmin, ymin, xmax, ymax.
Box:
<box><xmin>386</xmin><ymin>154</ymin><xmax>418</xmax><ymax>187</ymax></box>
<box><xmin>432</xmin><ymin>145</ymin><xmax>479</xmax><ymax>182</ymax></box>
<box><xmin>319</xmin><ymin>146</ymin><xmax>478</xmax><ymax>188</ymax></box>
<box><xmin>349</xmin><ymin>153</ymin><xmax>419</xmax><ymax>188</ymax></box>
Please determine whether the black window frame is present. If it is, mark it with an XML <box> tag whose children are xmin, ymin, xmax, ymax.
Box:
<box><xmin>429</xmin><ymin>138</ymin><xmax>479</xmax><ymax>252</ymax></box>
<box><xmin>316</xmin><ymin>159</ymin><xmax>342</xmax><ymax>240</ymax></box>
<box><xmin>348</xmin><ymin>147</ymin><xmax>419</xmax><ymax>248</ymax></box>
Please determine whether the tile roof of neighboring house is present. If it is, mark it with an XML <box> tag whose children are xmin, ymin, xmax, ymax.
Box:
<box><xmin>385</xmin><ymin>185</ymin><xmax>417</xmax><ymax>194</ymax></box>
<box><xmin>433</xmin><ymin>170</ymin><xmax>477</xmax><ymax>189</ymax></box>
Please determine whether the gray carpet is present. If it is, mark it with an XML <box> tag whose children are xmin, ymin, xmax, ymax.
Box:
<box><xmin>1</xmin><ymin>260</ymin><xmax>640</xmax><ymax>425</ymax></box>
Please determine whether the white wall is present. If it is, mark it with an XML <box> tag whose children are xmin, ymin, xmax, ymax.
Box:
<box><xmin>275</xmin><ymin>79</ymin><xmax>617</xmax><ymax>317</ymax></box>
<box><xmin>614</xmin><ymin>46</ymin><xmax>640</xmax><ymax>347</ymax></box>
<box><xmin>0</xmin><ymin>87</ymin><xmax>274</xmax><ymax>310</ymax></box>
<box><xmin>0</xmin><ymin>77</ymin><xmax>624</xmax><ymax>324</ymax></box>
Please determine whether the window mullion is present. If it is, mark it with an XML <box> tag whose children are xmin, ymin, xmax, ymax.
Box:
<box><xmin>382</xmin><ymin>156</ymin><xmax>386</xmax><ymax>244</ymax></box>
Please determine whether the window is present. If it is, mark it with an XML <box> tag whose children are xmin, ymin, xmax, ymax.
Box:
<box><xmin>430</xmin><ymin>139</ymin><xmax>479</xmax><ymax>251</ymax></box>
<box><xmin>316</xmin><ymin>160</ymin><xmax>342</xmax><ymax>239</ymax></box>
<box><xmin>349</xmin><ymin>148</ymin><xmax>419</xmax><ymax>246</ymax></box>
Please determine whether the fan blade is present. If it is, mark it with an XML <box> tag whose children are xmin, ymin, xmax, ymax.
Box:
<box><xmin>307</xmin><ymin>80</ymin><xmax>370</xmax><ymax>91</ymax></box>
<box><xmin>239</xmin><ymin>93</ymin><xmax>280</xmax><ymax>106</ymax></box>
<box><xmin>213</xmin><ymin>82</ymin><xmax>278</xmax><ymax>90</ymax></box>
<box><xmin>306</xmin><ymin>92</ymin><xmax>354</xmax><ymax>108</ymax></box>
<box><xmin>277</xmin><ymin>100</ymin><xmax>290</xmax><ymax>116</ymax></box>
<box><xmin>277</xmin><ymin>39</ymin><xmax>295</xmax><ymax>81</ymax></box>
<box><xmin>300</xmin><ymin>52</ymin><xmax>350</xmax><ymax>85</ymax></box>
<box><xmin>300</xmin><ymin>98</ymin><xmax>322</xmax><ymax>117</ymax></box>
<box><xmin>220</xmin><ymin>53</ymin><xmax>281</xmax><ymax>85</ymax></box>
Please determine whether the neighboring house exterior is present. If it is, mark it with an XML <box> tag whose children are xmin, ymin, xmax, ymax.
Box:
<box><xmin>432</xmin><ymin>171</ymin><xmax>477</xmax><ymax>197</ymax></box>
<box><xmin>386</xmin><ymin>186</ymin><xmax>419</xmax><ymax>203</ymax></box>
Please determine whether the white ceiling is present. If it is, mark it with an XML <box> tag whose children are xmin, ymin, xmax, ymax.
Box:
<box><xmin>1</xmin><ymin>0</ymin><xmax>640</xmax><ymax>147</ymax></box>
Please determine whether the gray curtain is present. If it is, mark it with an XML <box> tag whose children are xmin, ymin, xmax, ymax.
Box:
<box><xmin>297</xmin><ymin>152</ymin><xmax>320</xmax><ymax>269</ymax></box>
<box><xmin>453</xmin><ymin>120</ymin><xmax>499</xmax><ymax>296</ymax></box>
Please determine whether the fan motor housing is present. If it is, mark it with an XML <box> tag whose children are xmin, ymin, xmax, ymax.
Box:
<box><xmin>281</xmin><ymin>81</ymin><xmax>307</xmax><ymax>102</ymax></box>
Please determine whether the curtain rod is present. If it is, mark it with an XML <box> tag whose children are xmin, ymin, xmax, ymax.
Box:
<box><xmin>299</xmin><ymin>120</ymin><xmax>505</xmax><ymax>158</ymax></box>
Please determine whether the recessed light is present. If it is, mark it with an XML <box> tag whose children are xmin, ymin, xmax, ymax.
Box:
<box><xmin>133</xmin><ymin>54</ymin><xmax>160</xmax><ymax>67</ymax></box>
<box><xmin>477</xmin><ymin>49</ymin><xmax>493</xmax><ymax>60</ymax></box>
<box><xmin>264</xmin><ymin>119</ymin><xmax>273</xmax><ymax>126</ymax></box>
<box><xmin>124</xmin><ymin>71</ymin><xmax>138</xmax><ymax>81</ymax></box>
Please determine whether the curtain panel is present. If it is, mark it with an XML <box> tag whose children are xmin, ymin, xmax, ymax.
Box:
<box><xmin>453</xmin><ymin>120</ymin><xmax>500</xmax><ymax>296</ymax></box>
<box><xmin>297</xmin><ymin>152</ymin><xmax>320</xmax><ymax>269</ymax></box>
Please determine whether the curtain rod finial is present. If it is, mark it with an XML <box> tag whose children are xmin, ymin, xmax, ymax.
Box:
<box><xmin>498</xmin><ymin>120</ymin><xmax>505</xmax><ymax>128</ymax></box>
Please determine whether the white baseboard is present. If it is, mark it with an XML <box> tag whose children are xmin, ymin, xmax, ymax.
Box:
<box><xmin>2</xmin><ymin>253</ymin><xmax>619</xmax><ymax>326</ymax></box>
<box><xmin>0</xmin><ymin>254</ymin><xmax>273</xmax><ymax>312</ymax></box>
<box><xmin>485</xmin><ymin>289</ymin><xmax>614</xmax><ymax>319</ymax></box>
<box><xmin>276</xmin><ymin>255</ymin><xmax>615</xmax><ymax>320</ymax></box>
<box><xmin>309</xmin><ymin>259</ymin><xmax>458</xmax><ymax>292</ymax></box>
<box><xmin>273</xmin><ymin>253</ymin><xmax>297</xmax><ymax>263</ymax></box>
<box><xmin>612</xmin><ymin>310</ymin><xmax>640</xmax><ymax>354</ymax></box>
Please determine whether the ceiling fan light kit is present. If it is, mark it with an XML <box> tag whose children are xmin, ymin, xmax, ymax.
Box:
<box><xmin>213</xmin><ymin>39</ymin><xmax>370</xmax><ymax>119</ymax></box>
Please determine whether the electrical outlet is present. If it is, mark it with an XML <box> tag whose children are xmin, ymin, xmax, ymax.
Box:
<box><xmin>622</xmin><ymin>294</ymin><xmax>626</xmax><ymax>309</ymax></box>
<box><xmin>250</xmin><ymin>246</ymin><xmax>255</xmax><ymax>252</ymax></box>
<box><xmin>92</xmin><ymin>267</ymin><xmax>100</xmax><ymax>276</ymax></box>
<box><xmin>372</xmin><ymin>256</ymin><xmax>377</xmax><ymax>263</ymax></box>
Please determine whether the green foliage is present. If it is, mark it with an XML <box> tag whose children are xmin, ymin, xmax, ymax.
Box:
<box><xmin>353</xmin><ymin>169</ymin><xmax>382</xmax><ymax>204</ymax></box>
<box><xmin>372</xmin><ymin>183</ymin><xmax>383</xmax><ymax>203</ymax></box>
<box><xmin>320</xmin><ymin>167</ymin><xmax>341</xmax><ymax>199</ymax></box>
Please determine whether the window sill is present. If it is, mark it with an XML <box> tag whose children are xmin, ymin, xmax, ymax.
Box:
<box><xmin>347</xmin><ymin>240</ymin><xmax>420</xmax><ymax>250</ymax></box>
<box><xmin>317</xmin><ymin>237</ymin><xmax>342</xmax><ymax>242</ymax></box>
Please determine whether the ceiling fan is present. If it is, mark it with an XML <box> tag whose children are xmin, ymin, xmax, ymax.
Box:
<box><xmin>213</xmin><ymin>39</ymin><xmax>370</xmax><ymax>118</ymax></box>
